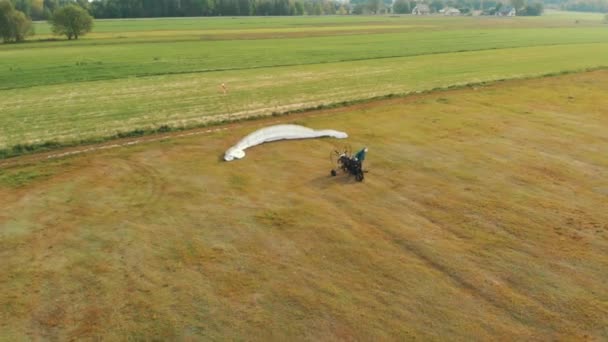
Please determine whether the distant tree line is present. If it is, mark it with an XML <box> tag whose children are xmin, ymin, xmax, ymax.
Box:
<box><xmin>3</xmin><ymin>0</ymin><xmax>559</xmax><ymax>22</ymax></box>
<box><xmin>389</xmin><ymin>0</ymin><xmax>543</xmax><ymax>15</ymax></box>
<box><xmin>391</xmin><ymin>0</ymin><xmax>483</xmax><ymax>13</ymax></box>
<box><xmin>561</xmin><ymin>0</ymin><xmax>608</xmax><ymax>12</ymax></box>
<box><xmin>87</xmin><ymin>0</ymin><xmax>543</xmax><ymax>17</ymax></box>
<box><xmin>350</xmin><ymin>0</ymin><xmax>391</xmax><ymax>14</ymax></box>
<box><xmin>2</xmin><ymin>0</ymin><xmax>348</xmax><ymax>19</ymax></box>
<box><xmin>88</xmin><ymin>0</ymin><xmax>347</xmax><ymax>17</ymax></box>
<box><xmin>542</xmin><ymin>0</ymin><xmax>607</xmax><ymax>12</ymax></box>
<box><xmin>7</xmin><ymin>0</ymin><xmax>89</xmax><ymax>20</ymax></box>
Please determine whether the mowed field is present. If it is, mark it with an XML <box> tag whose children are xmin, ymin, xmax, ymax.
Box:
<box><xmin>1</xmin><ymin>13</ymin><xmax>608</xmax><ymax>156</ymax></box>
<box><xmin>1</xmin><ymin>71</ymin><xmax>607</xmax><ymax>340</ymax></box>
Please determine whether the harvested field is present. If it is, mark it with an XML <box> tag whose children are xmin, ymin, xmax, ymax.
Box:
<box><xmin>1</xmin><ymin>71</ymin><xmax>607</xmax><ymax>340</ymax></box>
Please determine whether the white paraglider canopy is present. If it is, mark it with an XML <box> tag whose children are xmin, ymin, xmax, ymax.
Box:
<box><xmin>224</xmin><ymin>124</ymin><xmax>348</xmax><ymax>161</ymax></box>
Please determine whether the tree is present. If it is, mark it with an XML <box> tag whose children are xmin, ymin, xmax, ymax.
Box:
<box><xmin>49</xmin><ymin>4</ymin><xmax>92</xmax><ymax>40</ymax></box>
<box><xmin>30</xmin><ymin>0</ymin><xmax>45</xmax><ymax>20</ymax></box>
<box><xmin>12</xmin><ymin>0</ymin><xmax>31</xmax><ymax>17</ymax></box>
<box><xmin>351</xmin><ymin>2</ymin><xmax>366</xmax><ymax>13</ymax></box>
<box><xmin>392</xmin><ymin>0</ymin><xmax>412</xmax><ymax>13</ymax></box>
<box><xmin>293</xmin><ymin>1</ymin><xmax>304</xmax><ymax>14</ymax></box>
<box><xmin>0</xmin><ymin>1</ymin><xmax>12</xmax><ymax>42</ymax></box>
<box><xmin>430</xmin><ymin>0</ymin><xmax>444</xmax><ymax>12</ymax></box>
<box><xmin>0</xmin><ymin>0</ymin><xmax>32</xmax><ymax>43</ymax></box>
<box><xmin>510</xmin><ymin>0</ymin><xmax>524</xmax><ymax>12</ymax></box>
<box><xmin>520</xmin><ymin>2</ymin><xmax>543</xmax><ymax>15</ymax></box>
<box><xmin>9</xmin><ymin>9</ymin><xmax>31</xmax><ymax>41</ymax></box>
<box><xmin>367</xmin><ymin>0</ymin><xmax>383</xmax><ymax>13</ymax></box>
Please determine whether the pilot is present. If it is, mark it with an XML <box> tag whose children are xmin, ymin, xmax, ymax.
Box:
<box><xmin>354</xmin><ymin>147</ymin><xmax>368</xmax><ymax>162</ymax></box>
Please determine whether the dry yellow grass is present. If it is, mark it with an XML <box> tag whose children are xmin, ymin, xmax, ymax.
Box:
<box><xmin>1</xmin><ymin>71</ymin><xmax>607</xmax><ymax>340</ymax></box>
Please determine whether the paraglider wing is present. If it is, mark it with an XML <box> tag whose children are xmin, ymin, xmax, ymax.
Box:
<box><xmin>224</xmin><ymin>124</ymin><xmax>348</xmax><ymax>161</ymax></box>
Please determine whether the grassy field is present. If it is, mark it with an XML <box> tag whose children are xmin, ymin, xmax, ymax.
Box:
<box><xmin>2</xmin><ymin>28</ymin><xmax>608</xmax><ymax>90</ymax></box>
<box><xmin>1</xmin><ymin>71</ymin><xmax>607</xmax><ymax>340</ymax></box>
<box><xmin>1</xmin><ymin>12</ymin><xmax>607</xmax><ymax>340</ymax></box>
<box><xmin>3</xmin><ymin>28</ymin><xmax>608</xmax><ymax>90</ymax></box>
<box><xmin>1</xmin><ymin>43</ymin><xmax>608</xmax><ymax>154</ymax></box>
<box><xmin>1</xmin><ymin>14</ymin><xmax>608</xmax><ymax>157</ymax></box>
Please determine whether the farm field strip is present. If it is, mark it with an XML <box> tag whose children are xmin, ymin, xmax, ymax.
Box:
<box><xmin>3</xmin><ymin>28</ymin><xmax>608</xmax><ymax>89</ymax></box>
<box><xmin>1</xmin><ymin>43</ymin><xmax>607</xmax><ymax>153</ymax></box>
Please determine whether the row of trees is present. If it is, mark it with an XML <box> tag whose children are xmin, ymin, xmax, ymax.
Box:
<box><xmin>88</xmin><ymin>0</ymin><xmax>543</xmax><ymax>17</ymax></box>
<box><xmin>4</xmin><ymin>0</ymin><xmax>553</xmax><ymax>22</ymax></box>
<box><xmin>543</xmin><ymin>0</ymin><xmax>607</xmax><ymax>12</ymax></box>
<box><xmin>561</xmin><ymin>0</ymin><xmax>608</xmax><ymax>12</ymax></box>
<box><xmin>374</xmin><ymin>0</ymin><xmax>543</xmax><ymax>15</ymax></box>
<box><xmin>390</xmin><ymin>0</ymin><xmax>474</xmax><ymax>13</ymax></box>
<box><xmin>88</xmin><ymin>0</ymin><xmax>346</xmax><ymax>17</ymax></box>
<box><xmin>1</xmin><ymin>0</ymin><xmax>92</xmax><ymax>42</ymax></box>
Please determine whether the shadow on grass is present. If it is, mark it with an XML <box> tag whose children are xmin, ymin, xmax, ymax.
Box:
<box><xmin>308</xmin><ymin>171</ymin><xmax>363</xmax><ymax>190</ymax></box>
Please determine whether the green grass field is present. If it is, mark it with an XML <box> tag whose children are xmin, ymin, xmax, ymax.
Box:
<box><xmin>2</xmin><ymin>13</ymin><xmax>608</xmax><ymax>340</ymax></box>
<box><xmin>1</xmin><ymin>71</ymin><xmax>607</xmax><ymax>340</ymax></box>
<box><xmin>1</xmin><ymin>14</ymin><xmax>608</xmax><ymax>157</ymax></box>
<box><xmin>3</xmin><ymin>28</ymin><xmax>608</xmax><ymax>90</ymax></box>
<box><xmin>2</xmin><ymin>43</ymin><xmax>608</xmax><ymax>152</ymax></box>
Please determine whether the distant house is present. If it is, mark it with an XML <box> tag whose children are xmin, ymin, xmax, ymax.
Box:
<box><xmin>440</xmin><ymin>7</ymin><xmax>461</xmax><ymax>15</ymax></box>
<box><xmin>496</xmin><ymin>6</ymin><xmax>516</xmax><ymax>16</ymax></box>
<box><xmin>412</xmin><ymin>4</ymin><xmax>430</xmax><ymax>15</ymax></box>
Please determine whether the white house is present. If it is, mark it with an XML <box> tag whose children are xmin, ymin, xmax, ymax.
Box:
<box><xmin>412</xmin><ymin>4</ymin><xmax>430</xmax><ymax>15</ymax></box>
<box><xmin>496</xmin><ymin>6</ymin><xmax>516</xmax><ymax>16</ymax></box>
<box><xmin>440</xmin><ymin>7</ymin><xmax>461</xmax><ymax>15</ymax></box>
